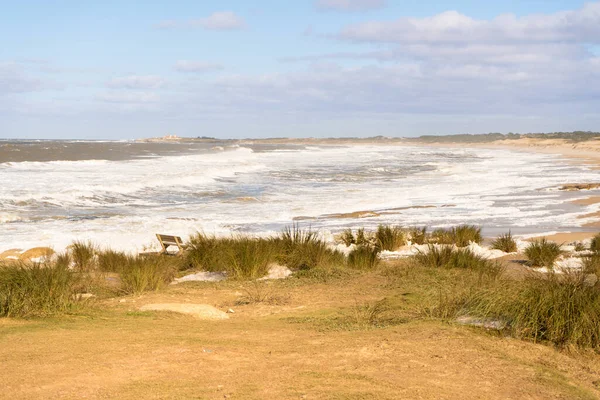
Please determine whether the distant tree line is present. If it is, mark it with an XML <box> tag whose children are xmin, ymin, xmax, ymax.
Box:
<box><xmin>410</xmin><ymin>131</ymin><xmax>600</xmax><ymax>143</ymax></box>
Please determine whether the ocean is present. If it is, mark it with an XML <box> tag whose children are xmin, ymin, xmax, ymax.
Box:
<box><xmin>1</xmin><ymin>139</ymin><xmax>598</xmax><ymax>253</ymax></box>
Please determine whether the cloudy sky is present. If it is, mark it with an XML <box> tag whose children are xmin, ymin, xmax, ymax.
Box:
<box><xmin>1</xmin><ymin>0</ymin><xmax>600</xmax><ymax>139</ymax></box>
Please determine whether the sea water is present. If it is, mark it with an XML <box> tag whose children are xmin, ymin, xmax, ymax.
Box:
<box><xmin>0</xmin><ymin>139</ymin><xmax>598</xmax><ymax>253</ymax></box>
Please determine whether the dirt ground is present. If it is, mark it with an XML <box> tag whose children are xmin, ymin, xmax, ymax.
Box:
<box><xmin>1</xmin><ymin>265</ymin><xmax>600</xmax><ymax>400</ymax></box>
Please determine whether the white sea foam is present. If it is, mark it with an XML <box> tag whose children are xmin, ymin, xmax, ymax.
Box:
<box><xmin>1</xmin><ymin>144</ymin><xmax>599</xmax><ymax>253</ymax></box>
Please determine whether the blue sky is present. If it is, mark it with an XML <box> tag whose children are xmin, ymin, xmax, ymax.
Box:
<box><xmin>1</xmin><ymin>0</ymin><xmax>599</xmax><ymax>139</ymax></box>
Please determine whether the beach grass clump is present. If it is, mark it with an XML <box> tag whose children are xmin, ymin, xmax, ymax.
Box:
<box><xmin>408</xmin><ymin>226</ymin><xmax>427</xmax><ymax>245</ymax></box>
<box><xmin>347</xmin><ymin>246</ymin><xmax>380</xmax><ymax>270</ymax></box>
<box><xmin>275</xmin><ymin>225</ymin><xmax>345</xmax><ymax>271</ymax></box>
<box><xmin>120</xmin><ymin>255</ymin><xmax>179</xmax><ymax>294</ymax></box>
<box><xmin>70</xmin><ymin>240</ymin><xmax>97</xmax><ymax>271</ymax></box>
<box><xmin>582</xmin><ymin>253</ymin><xmax>600</xmax><ymax>275</ymax></box>
<box><xmin>340</xmin><ymin>228</ymin><xmax>355</xmax><ymax>246</ymax></box>
<box><xmin>590</xmin><ymin>233</ymin><xmax>600</xmax><ymax>253</ymax></box>
<box><xmin>414</xmin><ymin>245</ymin><xmax>455</xmax><ymax>268</ymax></box>
<box><xmin>525</xmin><ymin>239</ymin><xmax>562</xmax><ymax>268</ymax></box>
<box><xmin>431</xmin><ymin>225</ymin><xmax>482</xmax><ymax>247</ymax></box>
<box><xmin>185</xmin><ymin>233</ymin><xmax>275</xmax><ymax>279</ymax></box>
<box><xmin>467</xmin><ymin>273</ymin><xmax>600</xmax><ymax>349</ymax></box>
<box><xmin>0</xmin><ymin>261</ymin><xmax>78</xmax><ymax>318</ymax></box>
<box><xmin>375</xmin><ymin>224</ymin><xmax>406</xmax><ymax>251</ymax></box>
<box><xmin>414</xmin><ymin>245</ymin><xmax>502</xmax><ymax>279</ymax></box>
<box><xmin>491</xmin><ymin>231</ymin><xmax>518</xmax><ymax>253</ymax></box>
<box><xmin>451</xmin><ymin>225</ymin><xmax>483</xmax><ymax>247</ymax></box>
<box><xmin>97</xmin><ymin>249</ymin><xmax>129</xmax><ymax>273</ymax></box>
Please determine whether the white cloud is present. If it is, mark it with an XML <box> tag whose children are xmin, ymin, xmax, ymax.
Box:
<box><xmin>191</xmin><ymin>11</ymin><xmax>245</xmax><ymax>30</ymax></box>
<box><xmin>337</xmin><ymin>3</ymin><xmax>600</xmax><ymax>44</ymax></box>
<box><xmin>174</xmin><ymin>61</ymin><xmax>224</xmax><ymax>73</ymax></box>
<box><xmin>156</xmin><ymin>11</ymin><xmax>246</xmax><ymax>30</ymax></box>
<box><xmin>0</xmin><ymin>62</ymin><xmax>45</xmax><ymax>94</ymax></box>
<box><xmin>315</xmin><ymin>0</ymin><xmax>386</xmax><ymax>12</ymax></box>
<box><xmin>96</xmin><ymin>91</ymin><xmax>160</xmax><ymax>103</ymax></box>
<box><xmin>107</xmin><ymin>75</ymin><xmax>164</xmax><ymax>89</ymax></box>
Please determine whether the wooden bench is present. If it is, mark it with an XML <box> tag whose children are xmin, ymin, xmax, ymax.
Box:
<box><xmin>156</xmin><ymin>234</ymin><xmax>185</xmax><ymax>254</ymax></box>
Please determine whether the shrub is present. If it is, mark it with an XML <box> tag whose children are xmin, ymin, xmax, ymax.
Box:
<box><xmin>375</xmin><ymin>225</ymin><xmax>406</xmax><ymax>251</ymax></box>
<box><xmin>591</xmin><ymin>233</ymin><xmax>600</xmax><ymax>253</ymax></box>
<box><xmin>574</xmin><ymin>242</ymin><xmax>586</xmax><ymax>252</ymax></box>
<box><xmin>0</xmin><ymin>261</ymin><xmax>78</xmax><ymax>317</ymax></box>
<box><xmin>525</xmin><ymin>239</ymin><xmax>562</xmax><ymax>268</ymax></box>
<box><xmin>468</xmin><ymin>272</ymin><xmax>600</xmax><ymax>349</ymax></box>
<box><xmin>120</xmin><ymin>255</ymin><xmax>178</xmax><ymax>294</ymax></box>
<box><xmin>491</xmin><ymin>231</ymin><xmax>518</xmax><ymax>253</ymax></box>
<box><xmin>70</xmin><ymin>240</ymin><xmax>97</xmax><ymax>271</ymax></box>
<box><xmin>347</xmin><ymin>246</ymin><xmax>380</xmax><ymax>270</ymax></box>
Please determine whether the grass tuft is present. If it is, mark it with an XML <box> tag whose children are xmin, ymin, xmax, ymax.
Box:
<box><xmin>431</xmin><ymin>225</ymin><xmax>482</xmax><ymax>247</ymax></box>
<box><xmin>590</xmin><ymin>233</ymin><xmax>600</xmax><ymax>253</ymax></box>
<box><xmin>70</xmin><ymin>240</ymin><xmax>97</xmax><ymax>271</ymax></box>
<box><xmin>491</xmin><ymin>231</ymin><xmax>518</xmax><ymax>253</ymax></box>
<box><xmin>467</xmin><ymin>272</ymin><xmax>600</xmax><ymax>349</ymax></box>
<box><xmin>0</xmin><ymin>261</ymin><xmax>78</xmax><ymax>318</ymax></box>
<box><xmin>375</xmin><ymin>225</ymin><xmax>406</xmax><ymax>251</ymax></box>
<box><xmin>524</xmin><ymin>239</ymin><xmax>562</xmax><ymax>268</ymax></box>
<box><xmin>347</xmin><ymin>246</ymin><xmax>380</xmax><ymax>270</ymax></box>
<box><xmin>120</xmin><ymin>255</ymin><xmax>178</xmax><ymax>295</ymax></box>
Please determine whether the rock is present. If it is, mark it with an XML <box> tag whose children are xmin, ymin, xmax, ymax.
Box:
<box><xmin>258</xmin><ymin>263</ymin><xmax>293</xmax><ymax>280</ymax></box>
<box><xmin>0</xmin><ymin>249</ymin><xmax>23</xmax><ymax>261</ymax></box>
<box><xmin>19</xmin><ymin>247</ymin><xmax>55</xmax><ymax>261</ymax></box>
<box><xmin>73</xmin><ymin>293</ymin><xmax>96</xmax><ymax>301</ymax></box>
<box><xmin>139</xmin><ymin>303</ymin><xmax>229</xmax><ymax>320</ymax></box>
<box><xmin>171</xmin><ymin>271</ymin><xmax>227</xmax><ymax>284</ymax></box>
<box><xmin>227</xmin><ymin>308</ymin><xmax>235</xmax><ymax>314</ymax></box>
<box><xmin>456</xmin><ymin>316</ymin><xmax>505</xmax><ymax>330</ymax></box>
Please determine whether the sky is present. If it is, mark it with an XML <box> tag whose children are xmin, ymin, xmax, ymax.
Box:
<box><xmin>1</xmin><ymin>0</ymin><xmax>600</xmax><ymax>139</ymax></box>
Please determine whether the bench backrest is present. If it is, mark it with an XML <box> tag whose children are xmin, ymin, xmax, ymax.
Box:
<box><xmin>156</xmin><ymin>234</ymin><xmax>184</xmax><ymax>252</ymax></box>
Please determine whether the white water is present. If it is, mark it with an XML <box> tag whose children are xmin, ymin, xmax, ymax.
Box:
<box><xmin>1</xmin><ymin>144</ymin><xmax>598</xmax><ymax>253</ymax></box>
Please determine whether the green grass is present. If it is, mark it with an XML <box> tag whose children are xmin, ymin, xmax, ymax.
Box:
<box><xmin>0</xmin><ymin>261</ymin><xmax>79</xmax><ymax>318</ymax></box>
<box><xmin>491</xmin><ymin>231</ymin><xmax>518</xmax><ymax>253</ymax></box>
<box><xmin>582</xmin><ymin>253</ymin><xmax>600</xmax><ymax>275</ymax></box>
<box><xmin>70</xmin><ymin>240</ymin><xmax>97</xmax><ymax>271</ymax></box>
<box><xmin>408</xmin><ymin>226</ymin><xmax>427</xmax><ymax>245</ymax></box>
<box><xmin>275</xmin><ymin>225</ymin><xmax>344</xmax><ymax>271</ymax></box>
<box><xmin>590</xmin><ymin>233</ymin><xmax>600</xmax><ymax>253</ymax></box>
<box><xmin>185</xmin><ymin>233</ymin><xmax>276</xmax><ymax>279</ymax></box>
<box><xmin>414</xmin><ymin>245</ymin><xmax>503</xmax><ymax>279</ymax></box>
<box><xmin>120</xmin><ymin>255</ymin><xmax>179</xmax><ymax>294</ymax></box>
<box><xmin>431</xmin><ymin>225</ymin><xmax>482</xmax><ymax>247</ymax></box>
<box><xmin>467</xmin><ymin>273</ymin><xmax>600</xmax><ymax>349</ymax></box>
<box><xmin>347</xmin><ymin>246</ymin><xmax>380</xmax><ymax>270</ymax></box>
<box><xmin>97</xmin><ymin>249</ymin><xmax>130</xmax><ymax>273</ymax></box>
<box><xmin>525</xmin><ymin>239</ymin><xmax>563</xmax><ymax>268</ymax></box>
<box><xmin>375</xmin><ymin>225</ymin><xmax>406</xmax><ymax>251</ymax></box>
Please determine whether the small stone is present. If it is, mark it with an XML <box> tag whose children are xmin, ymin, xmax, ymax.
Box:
<box><xmin>227</xmin><ymin>308</ymin><xmax>235</xmax><ymax>313</ymax></box>
<box><xmin>119</xmin><ymin>299</ymin><xmax>127</xmax><ymax>303</ymax></box>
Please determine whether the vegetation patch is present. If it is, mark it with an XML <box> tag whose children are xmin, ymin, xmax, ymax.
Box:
<box><xmin>492</xmin><ymin>231</ymin><xmax>518</xmax><ymax>253</ymax></box>
<box><xmin>0</xmin><ymin>262</ymin><xmax>79</xmax><ymax>318</ymax></box>
<box><xmin>525</xmin><ymin>239</ymin><xmax>563</xmax><ymax>268</ymax></box>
